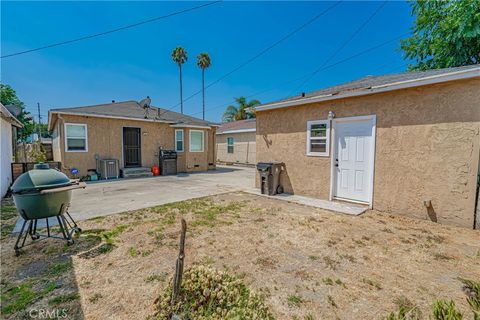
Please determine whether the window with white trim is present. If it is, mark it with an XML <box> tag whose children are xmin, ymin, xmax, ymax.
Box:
<box><xmin>175</xmin><ymin>129</ymin><xmax>184</xmax><ymax>152</ymax></box>
<box><xmin>65</xmin><ymin>123</ymin><xmax>88</xmax><ymax>152</ymax></box>
<box><xmin>227</xmin><ymin>137</ymin><xmax>234</xmax><ymax>153</ymax></box>
<box><xmin>189</xmin><ymin>130</ymin><xmax>204</xmax><ymax>152</ymax></box>
<box><xmin>307</xmin><ymin>120</ymin><xmax>329</xmax><ymax>156</ymax></box>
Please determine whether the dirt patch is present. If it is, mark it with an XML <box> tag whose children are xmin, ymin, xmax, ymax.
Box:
<box><xmin>1</xmin><ymin>192</ymin><xmax>479</xmax><ymax>319</ymax></box>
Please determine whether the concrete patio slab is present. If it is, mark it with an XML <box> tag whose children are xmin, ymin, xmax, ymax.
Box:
<box><xmin>244</xmin><ymin>189</ymin><xmax>368</xmax><ymax>215</ymax></box>
<box><xmin>14</xmin><ymin>165</ymin><xmax>254</xmax><ymax>232</ymax></box>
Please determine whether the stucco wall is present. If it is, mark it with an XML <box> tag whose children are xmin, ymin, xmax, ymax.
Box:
<box><xmin>216</xmin><ymin>132</ymin><xmax>256</xmax><ymax>164</ymax></box>
<box><xmin>256</xmin><ymin>78</ymin><xmax>480</xmax><ymax>228</ymax></box>
<box><xmin>0</xmin><ymin>118</ymin><xmax>13</xmax><ymax>197</ymax></box>
<box><xmin>51</xmin><ymin>114</ymin><xmax>215</xmax><ymax>176</ymax></box>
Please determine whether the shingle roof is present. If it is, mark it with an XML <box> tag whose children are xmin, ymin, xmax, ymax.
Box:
<box><xmin>261</xmin><ymin>64</ymin><xmax>480</xmax><ymax>106</ymax></box>
<box><xmin>217</xmin><ymin>119</ymin><xmax>256</xmax><ymax>134</ymax></box>
<box><xmin>49</xmin><ymin>100</ymin><xmax>218</xmax><ymax>127</ymax></box>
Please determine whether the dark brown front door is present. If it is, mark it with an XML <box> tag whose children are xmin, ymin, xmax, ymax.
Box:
<box><xmin>123</xmin><ymin>127</ymin><xmax>141</xmax><ymax>167</ymax></box>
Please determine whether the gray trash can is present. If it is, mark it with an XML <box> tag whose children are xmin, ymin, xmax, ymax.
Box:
<box><xmin>256</xmin><ymin>162</ymin><xmax>284</xmax><ymax>196</ymax></box>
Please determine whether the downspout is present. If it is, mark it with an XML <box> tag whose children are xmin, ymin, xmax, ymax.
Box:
<box><xmin>215</xmin><ymin>133</ymin><xmax>218</xmax><ymax>165</ymax></box>
<box><xmin>474</xmin><ymin>134</ymin><xmax>480</xmax><ymax>229</ymax></box>
<box><xmin>475</xmin><ymin>173</ymin><xmax>479</xmax><ymax>229</ymax></box>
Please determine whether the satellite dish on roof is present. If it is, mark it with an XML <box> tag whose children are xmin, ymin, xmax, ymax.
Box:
<box><xmin>138</xmin><ymin>96</ymin><xmax>152</xmax><ymax>119</ymax></box>
<box><xmin>138</xmin><ymin>96</ymin><xmax>151</xmax><ymax>109</ymax></box>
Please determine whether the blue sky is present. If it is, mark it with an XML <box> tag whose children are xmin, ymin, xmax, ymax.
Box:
<box><xmin>1</xmin><ymin>1</ymin><xmax>413</xmax><ymax>122</ymax></box>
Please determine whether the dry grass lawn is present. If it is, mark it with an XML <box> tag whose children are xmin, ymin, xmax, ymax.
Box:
<box><xmin>1</xmin><ymin>192</ymin><xmax>479</xmax><ymax>319</ymax></box>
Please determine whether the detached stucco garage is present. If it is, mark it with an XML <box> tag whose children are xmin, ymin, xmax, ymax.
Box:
<box><xmin>255</xmin><ymin>65</ymin><xmax>480</xmax><ymax>228</ymax></box>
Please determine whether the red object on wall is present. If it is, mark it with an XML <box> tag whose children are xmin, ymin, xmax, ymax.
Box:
<box><xmin>151</xmin><ymin>166</ymin><xmax>160</xmax><ymax>176</ymax></box>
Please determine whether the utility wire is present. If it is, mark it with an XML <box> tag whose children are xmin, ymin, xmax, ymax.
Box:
<box><xmin>289</xmin><ymin>0</ymin><xmax>388</xmax><ymax>96</ymax></box>
<box><xmin>33</xmin><ymin>33</ymin><xmax>408</xmax><ymax>125</ymax></box>
<box><xmin>181</xmin><ymin>32</ymin><xmax>409</xmax><ymax>120</ymax></box>
<box><xmin>161</xmin><ymin>1</ymin><xmax>342</xmax><ymax>115</ymax></box>
<box><xmin>1</xmin><ymin>1</ymin><xmax>221</xmax><ymax>59</ymax></box>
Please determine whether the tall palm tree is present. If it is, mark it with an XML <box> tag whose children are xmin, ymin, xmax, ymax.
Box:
<box><xmin>171</xmin><ymin>47</ymin><xmax>188</xmax><ymax>114</ymax></box>
<box><xmin>222</xmin><ymin>97</ymin><xmax>261</xmax><ymax>122</ymax></box>
<box><xmin>196</xmin><ymin>52</ymin><xmax>211</xmax><ymax>120</ymax></box>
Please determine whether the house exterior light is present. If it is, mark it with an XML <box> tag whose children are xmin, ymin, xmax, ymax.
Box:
<box><xmin>328</xmin><ymin>111</ymin><xmax>335</xmax><ymax>120</ymax></box>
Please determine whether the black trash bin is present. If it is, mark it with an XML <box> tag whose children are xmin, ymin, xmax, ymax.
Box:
<box><xmin>256</xmin><ymin>162</ymin><xmax>284</xmax><ymax>195</ymax></box>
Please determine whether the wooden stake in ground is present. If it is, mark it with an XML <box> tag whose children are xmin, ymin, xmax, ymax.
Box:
<box><xmin>172</xmin><ymin>218</ymin><xmax>187</xmax><ymax>304</ymax></box>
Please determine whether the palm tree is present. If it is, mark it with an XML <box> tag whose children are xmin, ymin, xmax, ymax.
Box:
<box><xmin>171</xmin><ymin>47</ymin><xmax>188</xmax><ymax>114</ymax></box>
<box><xmin>222</xmin><ymin>97</ymin><xmax>261</xmax><ymax>122</ymax></box>
<box><xmin>196</xmin><ymin>52</ymin><xmax>211</xmax><ymax>120</ymax></box>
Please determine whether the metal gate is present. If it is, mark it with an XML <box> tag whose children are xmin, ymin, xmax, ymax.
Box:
<box><xmin>123</xmin><ymin>127</ymin><xmax>141</xmax><ymax>167</ymax></box>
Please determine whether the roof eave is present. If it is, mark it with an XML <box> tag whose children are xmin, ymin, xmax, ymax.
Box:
<box><xmin>216</xmin><ymin>128</ymin><xmax>256</xmax><ymax>134</ymax></box>
<box><xmin>255</xmin><ymin>67</ymin><xmax>480</xmax><ymax>112</ymax></box>
<box><xmin>0</xmin><ymin>104</ymin><xmax>23</xmax><ymax>128</ymax></box>
<box><xmin>170</xmin><ymin>124</ymin><xmax>214</xmax><ymax>129</ymax></box>
<box><xmin>48</xmin><ymin>110</ymin><xmax>177</xmax><ymax>125</ymax></box>
<box><xmin>47</xmin><ymin>111</ymin><xmax>55</xmax><ymax>131</ymax></box>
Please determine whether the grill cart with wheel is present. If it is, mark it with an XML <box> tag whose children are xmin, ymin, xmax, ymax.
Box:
<box><xmin>10</xmin><ymin>163</ymin><xmax>86</xmax><ymax>256</ymax></box>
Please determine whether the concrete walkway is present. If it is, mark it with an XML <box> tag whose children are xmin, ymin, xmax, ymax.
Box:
<box><xmin>13</xmin><ymin>165</ymin><xmax>367</xmax><ymax>232</ymax></box>
<box><xmin>244</xmin><ymin>190</ymin><xmax>368</xmax><ymax>215</ymax></box>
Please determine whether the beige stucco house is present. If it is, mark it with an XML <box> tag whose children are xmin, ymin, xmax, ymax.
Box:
<box><xmin>255</xmin><ymin>65</ymin><xmax>480</xmax><ymax>229</ymax></box>
<box><xmin>216</xmin><ymin>119</ymin><xmax>256</xmax><ymax>165</ymax></box>
<box><xmin>48</xmin><ymin>100</ymin><xmax>218</xmax><ymax>177</ymax></box>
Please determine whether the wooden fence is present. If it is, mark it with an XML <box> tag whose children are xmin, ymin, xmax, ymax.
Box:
<box><xmin>11</xmin><ymin>162</ymin><xmax>62</xmax><ymax>182</ymax></box>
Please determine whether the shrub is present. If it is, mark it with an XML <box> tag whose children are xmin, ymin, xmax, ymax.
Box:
<box><xmin>28</xmin><ymin>141</ymin><xmax>46</xmax><ymax>163</ymax></box>
<box><xmin>153</xmin><ymin>265</ymin><xmax>274</xmax><ymax>320</ymax></box>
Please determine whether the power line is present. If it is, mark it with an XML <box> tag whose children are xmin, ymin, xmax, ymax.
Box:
<box><xmin>182</xmin><ymin>32</ymin><xmax>409</xmax><ymax>120</ymax></box>
<box><xmin>27</xmin><ymin>33</ymin><xmax>408</xmax><ymax>128</ymax></box>
<box><xmin>1</xmin><ymin>1</ymin><xmax>221</xmax><ymax>59</ymax></box>
<box><xmin>289</xmin><ymin>0</ymin><xmax>388</xmax><ymax>96</ymax></box>
<box><xmin>161</xmin><ymin>1</ymin><xmax>343</xmax><ymax>115</ymax></box>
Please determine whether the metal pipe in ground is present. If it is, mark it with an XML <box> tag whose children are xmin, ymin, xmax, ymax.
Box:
<box><xmin>171</xmin><ymin>218</ymin><xmax>187</xmax><ymax>304</ymax></box>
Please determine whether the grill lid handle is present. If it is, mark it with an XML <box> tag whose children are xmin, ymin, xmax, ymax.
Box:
<box><xmin>39</xmin><ymin>182</ymin><xmax>87</xmax><ymax>194</ymax></box>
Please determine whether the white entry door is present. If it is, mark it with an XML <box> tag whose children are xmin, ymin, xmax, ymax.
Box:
<box><xmin>333</xmin><ymin>116</ymin><xmax>375</xmax><ymax>203</ymax></box>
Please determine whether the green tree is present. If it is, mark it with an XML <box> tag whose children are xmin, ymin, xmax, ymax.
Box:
<box><xmin>196</xmin><ymin>52</ymin><xmax>211</xmax><ymax>120</ymax></box>
<box><xmin>1</xmin><ymin>84</ymin><xmax>24</xmax><ymax>107</ymax></box>
<box><xmin>400</xmin><ymin>0</ymin><xmax>480</xmax><ymax>71</ymax></box>
<box><xmin>38</xmin><ymin>123</ymin><xmax>52</xmax><ymax>138</ymax></box>
<box><xmin>0</xmin><ymin>84</ymin><xmax>34</xmax><ymax>142</ymax></box>
<box><xmin>222</xmin><ymin>97</ymin><xmax>260</xmax><ymax>123</ymax></box>
<box><xmin>171</xmin><ymin>47</ymin><xmax>188</xmax><ymax>114</ymax></box>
